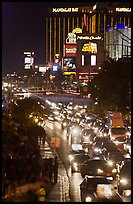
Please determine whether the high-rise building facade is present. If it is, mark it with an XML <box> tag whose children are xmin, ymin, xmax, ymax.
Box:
<box><xmin>45</xmin><ymin>2</ymin><xmax>131</xmax><ymax>64</ymax></box>
<box><xmin>106</xmin><ymin>25</ymin><xmax>131</xmax><ymax>59</ymax></box>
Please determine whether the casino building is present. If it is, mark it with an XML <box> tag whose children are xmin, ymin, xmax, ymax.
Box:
<box><xmin>45</xmin><ymin>2</ymin><xmax>131</xmax><ymax>87</ymax></box>
<box><xmin>45</xmin><ymin>2</ymin><xmax>131</xmax><ymax>64</ymax></box>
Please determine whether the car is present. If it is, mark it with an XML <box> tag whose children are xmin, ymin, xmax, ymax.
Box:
<box><xmin>113</xmin><ymin>136</ymin><xmax>127</xmax><ymax>150</ymax></box>
<box><xmin>66</xmin><ymin>122</ymin><xmax>82</xmax><ymax>141</ymax></box>
<box><xmin>102</xmin><ymin>144</ymin><xmax>125</xmax><ymax>165</ymax></box>
<box><xmin>80</xmin><ymin>158</ymin><xmax>118</xmax><ymax>179</ymax></box>
<box><xmin>80</xmin><ymin>175</ymin><xmax>123</xmax><ymax>202</ymax></box>
<box><xmin>61</xmin><ymin>118</ymin><xmax>69</xmax><ymax>129</ymax></box>
<box><xmin>100</xmin><ymin>127</ymin><xmax>110</xmax><ymax>137</ymax></box>
<box><xmin>117</xmin><ymin>158</ymin><xmax>131</xmax><ymax>195</ymax></box>
<box><xmin>81</xmin><ymin>128</ymin><xmax>96</xmax><ymax>145</ymax></box>
<box><xmin>47</xmin><ymin>114</ymin><xmax>55</xmax><ymax>122</ymax></box>
<box><xmin>71</xmin><ymin>154</ymin><xmax>90</xmax><ymax>173</ymax></box>
<box><xmin>68</xmin><ymin>148</ymin><xmax>86</xmax><ymax>163</ymax></box>
<box><xmin>123</xmin><ymin>137</ymin><xmax>131</xmax><ymax>155</ymax></box>
<box><xmin>92</xmin><ymin>137</ymin><xmax>109</xmax><ymax>157</ymax></box>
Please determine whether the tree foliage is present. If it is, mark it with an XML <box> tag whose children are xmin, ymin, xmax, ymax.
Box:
<box><xmin>89</xmin><ymin>58</ymin><xmax>131</xmax><ymax>112</ymax></box>
<box><xmin>11</xmin><ymin>97</ymin><xmax>44</xmax><ymax>124</ymax></box>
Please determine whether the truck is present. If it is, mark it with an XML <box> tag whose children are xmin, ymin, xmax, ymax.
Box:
<box><xmin>109</xmin><ymin>112</ymin><xmax>129</xmax><ymax>146</ymax></box>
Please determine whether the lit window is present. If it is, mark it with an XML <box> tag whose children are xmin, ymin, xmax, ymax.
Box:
<box><xmin>82</xmin><ymin>55</ymin><xmax>84</xmax><ymax>66</ymax></box>
<box><xmin>91</xmin><ymin>55</ymin><xmax>96</xmax><ymax>66</ymax></box>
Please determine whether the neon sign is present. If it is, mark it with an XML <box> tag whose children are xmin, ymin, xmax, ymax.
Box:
<box><xmin>52</xmin><ymin>8</ymin><xmax>79</xmax><ymax>12</ymax></box>
<box><xmin>116</xmin><ymin>7</ymin><xmax>131</xmax><ymax>12</ymax></box>
<box><xmin>65</xmin><ymin>44</ymin><xmax>77</xmax><ymax>56</ymax></box>
<box><xmin>66</xmin><ymin>33</ymin><xmax>76</xmax><ymax>44</ymax></box>
<box><xmin>72</xmin><ymin>27</ymin><xmax>82</xmax><ymax>34</ymax></box>
<box><xmin>77</xmin><ymin>36</ymin><xmax>102</xmax><ymax>40</ymax></box>
<box><xmin>82</xmin><ymin>42</ymin><xmax>97</xmax><ymax>53</ymax></box>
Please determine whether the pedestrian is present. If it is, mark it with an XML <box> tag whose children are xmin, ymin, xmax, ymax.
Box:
<box><xmin>53</xmin><ymin>155</ymin><xmax>58</xmax><ymax>183</ymax></box>
<box><xmin>36</xmin><ymin>184</ymin><xmax>46</xmax><ymax>202</ymax></box>
<box><xmin>48</xmin><ymin>158</ymin><xmax>54</xmax><ymax>182</ymax></box>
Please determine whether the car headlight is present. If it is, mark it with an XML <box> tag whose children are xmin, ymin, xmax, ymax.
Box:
<box><xmin>120</xmin><ymin>178</ymin><xmax>128</xmax><ymax>185</ymax></box>
<box><xmin>73</xmin><ymin>162</ymin><xmax>78</xmax><ymax>167</ymax></box>
<box><xmin>108</xmin><ymin>160</ymin><xmax>113</xmax><ymax>166</ymax></box>
<box><xmin>63</xmin><ymin>122</ymin><xmax>67</xmax><ymax>126</ymax></box>
<box><xmin>112</xmin><ymin>168</ymin><xmax>117</xmax><ymax>173</ymax></box>
<box><xmin>85</xmin><ymin>196</ymin><xmax>92</xmax><ymax>202</ymax></box>
<box><xmin>97</xmin><ymin>168</ymin><xmax>104</xmax><ymax>173</ymax></box>
<box><xmin>69</xmin><ymin>155</ymin><xmax>74</xmax><ymax>162</ymax></box>
<box><xmin>94</xmin><ymin>148</ymin><xmax>99</xmax><ymax>152</ymax></box>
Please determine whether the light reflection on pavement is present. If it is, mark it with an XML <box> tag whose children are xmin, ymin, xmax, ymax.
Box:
<box><xmin>70</xmin><ymin>173</ymin><xmax>83</xmax><ymax>202</ymax></box>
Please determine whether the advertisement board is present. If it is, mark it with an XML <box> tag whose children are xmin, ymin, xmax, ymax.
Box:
<box><xmin>66</xmin><ymin>33</ymin><xmax>76</xmax><ymax>44</ymax></box>
<box><xmin>82</xmin><ymin>42</ymin><xmax>97</xmax><ymax>53</ymax></box>
<box><xmin>63</xmin><ymin>57</ymin><xmax>76</xmax><ymax>69</ymax></box>
<box><xmin>24</xmin><ymin>52</ymin><xmax>34</xmax><ymax>69</ymax></box>
<box><xmin>65</xmin><ymin>44</ymin><xmax>77</xmax><ymax>57</ymax></box>
<box><xmin>39</xmin><ymin>66</ymin><xmax>47</xmax><ymax>72</ymax></box>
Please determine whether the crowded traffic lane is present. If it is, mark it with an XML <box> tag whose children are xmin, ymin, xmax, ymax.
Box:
<box><xmin>44</xmin><ymin>119</ymin><xmax>131</xmax><ymax>202</ymax></box>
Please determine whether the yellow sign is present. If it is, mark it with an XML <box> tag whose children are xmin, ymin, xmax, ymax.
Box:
<box><xmin>63</xmin><ymin>72</ymin><xmax>76</xmax><ymax>75</ymax></box>
<box><xmin>72</xmin><ymin>27</ymin><xmax>82</xmax><ymax>34</ymax></box>
<box><xmin>82</xmin><ymin>42</ymin><xmax>97</xmax><ymax>53</ymax></box>
<box><xmin>55</xmin><ymin>53</ymin><xmax>60</xmax><ymax>58</ymax></box>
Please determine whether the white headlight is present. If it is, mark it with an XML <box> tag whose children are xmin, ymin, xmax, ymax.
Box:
<box><xmin>97</xmin><ymin>168</ymin><xmax>103</xmax><ymax>173</ymax></box>
<box><xmin>63</xmin><ymin>122</ymin><xmax>67</xmax><ymax>126</ymax></box>
<box><xmin>108</xmin><ymin>160</ymin><xmax>113</xmax><ymax>166</ymax></box>
<box><xmin>73</xmin><ymin>162</ymin><xmax>78</xmax><ymax>167</ymax></box>
<box><xmin>69</xmin><ymin>155</ymin><xmax>74</xmax><ymax>162</ymax></box>
<box><xmin>85</xmin><ymin>196</ymin><xmax>92</xmax><ymax>202</ymax></box>
<box><xmin>112</xmin><ymin>168</ymin><xmax>117</xmax><ymax>173</ymax></box>
<box><xmin>94</xmin><ymin>148</ymin><xmax>99</xmax><ymax>152</ymax></box>
<box><xmin>120</xmin><ymin>178</ymin><xmax>128</xmax><ymax>185</ymax></box>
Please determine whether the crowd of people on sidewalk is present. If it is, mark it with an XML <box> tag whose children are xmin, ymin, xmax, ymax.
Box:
<box><xmin>2</xmin><ymin>154</ymin><xmax>59</xmax><ymax>201</ymax></box>
<box><xmin>35</xmin><ymin>155</ymin><xmax>59</xmax><ymax>202</ymax></box>
<box><xmin>43</xmin><ymin>155</ymin><xmax>59</xmax><ymax>184</ymax></box>
<box><xmin>2</xmin><ymin>106</ymin><xmax>59</xmax><ymax>202</ymax></box>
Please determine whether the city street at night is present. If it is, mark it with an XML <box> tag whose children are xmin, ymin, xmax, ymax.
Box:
<box><xmin>2</xmin><ymin>2</ymin><xmax>131</xmax><ymax>202</ymax></box>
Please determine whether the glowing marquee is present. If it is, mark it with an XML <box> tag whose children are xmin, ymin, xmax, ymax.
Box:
<box><xmin>52</xmin><ymin>8</ymin><xmax>79</xmax><ymax>12</ymax></box>
<box><xmin>65</xmin><ymin>44</ymin><xmax>77</xmax><ymax>56</ymax></box>
<box><xmin>82</xmin><ymin>42</ymin><xmax>97</xmax><ymax>53</ymax></box>
<box><xmin>72</xmin><ymin>28</ymin><xmax>82</xmax><ymax>34</ymax></box>
<box><xmin>116</xmin><ymin>7</ymin><xmax>131</xmax><ymax>12</ymax></box>
<box><xmin>77</xmin><ymin>36</ymin><xmax>102</xmax><ymax>40</ymax></box>
<box><xmin>66</xmin><ymin>33</ymin><xmax>76</xmax><ymax>44</ymax></box>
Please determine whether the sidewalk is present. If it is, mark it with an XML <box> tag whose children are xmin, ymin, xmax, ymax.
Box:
<box><xmin>46</xmin><ymin>160</ymin><xmax>70</xmax><ymax>202</ymax></box>
<box><xmin>3</xmin><ymin>140</ymin><xmax>71</xmax><ymax>202</ymax></box>
<box><xmin>41</xmin><ymin>141</ymin><xmax>71</xmax><ymax>202</ymax></box>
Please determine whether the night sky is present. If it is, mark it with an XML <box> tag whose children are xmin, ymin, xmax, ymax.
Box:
<box><xmin>2</xmin><ymin>1</ymin><xmax>91</xmax><ymax>76</ymax></box>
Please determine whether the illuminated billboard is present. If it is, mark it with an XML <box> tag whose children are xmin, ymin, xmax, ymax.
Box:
<box><xmin>82</xmin><ymin>42</ymin><xmax>97</xmax><ymax>53</ymax></box>
<box><xmin>65</xmin><ymin>44</ymin><xmax>77</xmax><ymax>57</ymax></box>
<box><xmin>39</xmin><ymin>66</ymin><xmax>47</xmax><ymax>72</ymax></box>
<box><xmin>24</xmin><ymin>57</ymin><xmax>34</xmax><ymax>64</ymax></box>
<box><xmin>91</xmin><ymin>55</ymin><xmax>96</xmax><ymax>66</ymax></box>
<box><xmin>66</xmin><ymin>33</ymin><xmax>76</xmax><ymax>44</ymax></box>
<box><xmin>24</xmin><ymin>51</ymin><xmax>34</xmax><ymax>69</ymax></box>
<box><xmin>63</xmin><ymin>57</ymin><xmax>76</xmax><ymax>69</ymax></box>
